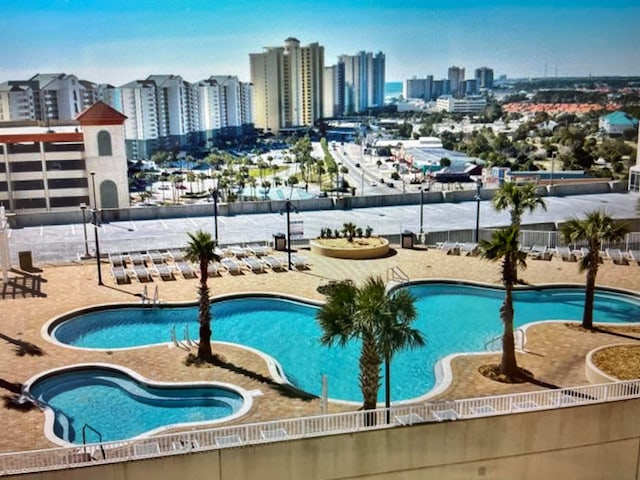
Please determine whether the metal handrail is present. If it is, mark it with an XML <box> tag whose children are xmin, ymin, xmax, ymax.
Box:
<box><xmin>81</xmin><ymin>424</ymin><xmax>106</xmax><ymax>460</ymax></box>
<box><xmin>3</xmin><ymin>378</ymin><xmax>640</xmax><ymax>476</ymax></box>
<box><xmin>484</xmin><ymin>328</ymin><xmax>525</xmax><ymax>352</ymax></box>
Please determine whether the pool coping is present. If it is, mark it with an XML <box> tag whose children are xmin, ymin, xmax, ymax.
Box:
<box><xmin>39</xmin><ymin>280</ymin><xmax>640</xmax><ymax>409</ymax></box>
<box><xmin>23</xmin><ymin>362</ymin><xmax>257</xmax><ymax>447</ymax></box>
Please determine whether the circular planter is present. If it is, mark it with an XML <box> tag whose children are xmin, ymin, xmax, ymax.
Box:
<box><xmin>585</xmin><ymin>344</ymin><xmax>640</xmax><ymax>384</ymax></box>
<box><xmin>310</xmin><ymin>237</ymin><xmax>390</xmax><ymax>259</ymax></box>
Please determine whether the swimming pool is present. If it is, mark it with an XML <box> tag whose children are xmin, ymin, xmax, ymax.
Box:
<box><xmin>47</xmin><ymin>283</ymin><xmax>640</xmax><ymax>403</ymax></box>
<box><xmin>26</xmin><ymin>365</ymin><xmax>249</xmax><ymax>444</ymax></box>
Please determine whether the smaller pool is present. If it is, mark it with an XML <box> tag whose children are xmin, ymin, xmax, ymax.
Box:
<box><xmin>26</xmin><ymin>365</ymin><xmax>249</xmax><ymax>444</ymax></box>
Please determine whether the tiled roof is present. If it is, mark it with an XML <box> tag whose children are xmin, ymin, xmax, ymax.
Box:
<box><xmin>75</xmin><ymin>101</ymin><xmax>127</xmax><ymax>126</ymax></box>
<box><xmin>601</xmin><ymin>110</ymin><xmax>638</xmax><ymax>125</ymax></box>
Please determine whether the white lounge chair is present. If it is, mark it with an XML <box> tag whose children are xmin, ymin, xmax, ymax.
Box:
<box><xmin>175</xmin><ymin>261</ymin><xmax>197</xmax><ymax>279</ymax></box>
<box><xmin>153</xmin><ymin>262</ymin><xmax>174</xmax><ymax>281</ymax></box>
<box><xmin>290</xmin><ymin>254</ymin><xmax>310</xmax><ymax>270</ymax></box>
<box><xmin>628</xmin><ymin>250</ymin><xmax>640</xmax><ymax>265</ymax></box>
<box><xmin>555</xmin><ymin>246</ymin><xmax>575</xmax><ymax>262</ymax></box>
<box><xmin>207</xmin><ymin>262</ymin><xmax>221</xmax><ymax>277</ymax></box>
<box><xmin>243</xmin><ymin>256</ymin><xmax>265</xmax><ymax>273</ymax></box>
<box><xmin>131</xmin><ymin>264</ymin><xmax>152</xmax><ymax>282</ymax></box>
<box><xmin>221</xmin><ymin>257</ymin><xmax>243</xmax><ymax>274</ymax></box>
<box><xmin>248</xmin><ymin>244</ymin><xmax>270</xmax><ymax>257</ymax></box>
<box><xmin>439</xmin><ymin>242</ymin><xmax>459</xmax><ymax>255</ymax></box>
<box><xmin>458</xmin><ymin>242</ymin><xmax>478</xmax><ymax>256</ymax></box>
<box><xmin>108</xmin><ymin>253</ymin><xmax>125</xmax><ymax>267</ymax></box>
<box><xmin>529</xmin><ymin>245</ymin><xmax>551</xmax><ymax>260</ymax></box>
<box><xmin>111</xmin><ymin>266</ymin><xmax>130</xmax><ymax>284</ymax></box>
<box><xmin>127</xmin><ymin>252</ymin><xmax>146</xmax><ymax>265</ymax></box>
<box><xmin>262</xmin><ymin>255</ymin><xmax>285</xmax><ymax>271</ymax></box>
<box><xmin>606</xmin><ymin>248</ymin><xmax>628</xmax><ymax>265</ymax></box>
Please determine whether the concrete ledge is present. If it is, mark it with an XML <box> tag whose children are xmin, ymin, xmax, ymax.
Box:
<box><xmin>585</xmin><ymin>344</ymin><xmax>630</xmax><ymax>384</ymax></box>
<box><xmin>310</xmin><ymin>237</ymin><xmax>390</xmax><ymax>259</ymax></box>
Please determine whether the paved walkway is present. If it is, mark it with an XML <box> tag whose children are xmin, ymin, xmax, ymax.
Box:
<box><xmin>1</xmin><ymin>246</ymin><xmax>640</xmax><ymax>453</ymax></box>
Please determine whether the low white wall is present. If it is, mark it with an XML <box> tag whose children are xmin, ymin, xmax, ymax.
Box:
<box><xmin>17</xmin><ymin>398</ymin><xmax>640</xmax><ymax>480</ymax></box>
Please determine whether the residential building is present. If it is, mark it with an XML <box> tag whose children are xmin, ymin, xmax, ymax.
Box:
<box><xmin>436</xmin><ymin>95</ymin><xmax>487</xmax><ymax>114</ymax></box>
<box><xmin>599</xmin><ymin>111</ymin><xmax>638</xmax><ymax>136</ymax></box>
<box><xmin>250</xmin><ymin>37</ymin><xmax>324</xmax><ymax>133</ymax></box>
<box><xmin>629</xmin><ymin>123</ymin><xmax>640</xmax><ymax>192</ymax></box>
<box><xmin>0</xmin><ymin>102</ymin><xmax>129</xmax><ymax>213</ymax></box>
<box><xmin>335</xmin><ymin>51</ymin><xmax>385</xmax><ymax>115</ymax></box>
<box><xmin>474</xmin><ymin>67</ymin><xmax>494</xmax><ymax>90</ymax></box>
<box><xmin>447</xmin><ymin>66</ymin><xmax>465</xmax><ymax>97</ymax></box>
<box><xmin>405</xmin><ymin>76</ymin><xmax>433</xmax><ymax>101</ymax></box>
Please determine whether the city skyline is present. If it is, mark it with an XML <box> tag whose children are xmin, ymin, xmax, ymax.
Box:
<box><xmin>2</xmin><ymin>0</ymin><xmax>640</xmax><ymax>85</ymax></box>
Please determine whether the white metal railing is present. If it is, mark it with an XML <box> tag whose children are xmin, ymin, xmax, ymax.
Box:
<box><xmin>386</xmin><ymin>265</ymin><xmax>410</xmax><ymax>285</ymax></box>
<box><xmin>3</xmin><ymin>379</ymin><xmax>640</xmax><ymax>476</ymax></box>
<box><xmin>484</xmin><ymin>328</ymin><xmax>526</xmax><ymax>352</ymax></box>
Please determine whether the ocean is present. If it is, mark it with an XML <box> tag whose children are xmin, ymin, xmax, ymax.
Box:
<box><xmin>384</xmin><ymin>81</ymin><xmax>403</xmax><ymax>99</ymax></box>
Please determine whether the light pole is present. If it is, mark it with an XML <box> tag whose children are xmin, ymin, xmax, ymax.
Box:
<box><xmin>79</xmin><ymin>203</ymin><xmax>91</xmax><ymax>259</ymax></box>
<box><xmin>280</xmin><ymin>199</ymin><xmax>298</xmax><ymax>271</ymax></box>
<box><xmin>210</xmin><ymin>177</ymin><xmax>219</xmax><ymax>244</ymax></box>
<box><xmin>89</xmin><ymin>171</ymin><xmax>103</xmax><ymax>286</ymax></box>
<box><xmin>419</xmin><ymin>184</ymin><xmax>429</xmax><ymax>234</ymax></box>
<box><xmin>550</xmin><ymin>151</ymin><xmax>557</xmax><ymax>186</ymax></box>
<box><xmin>474</xmin><ymin>178</ymin><xmax>482</xmax><ymax>243</ymax></box>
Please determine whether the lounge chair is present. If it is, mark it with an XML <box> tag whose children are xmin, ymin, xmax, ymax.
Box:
<box><xmin>555</xmin><ymin>246</ymin><xmax>576</xmax><ymax>262</ymax></box>
<box><xmin>111</xmin><ymin>266</ymin><xmax>130</xmax><ymax>284</ymax></box>
<box><xmin>131</xmin><ymin>264</ymin><xmax>152</xmax><ymax>282</ymax></box>
<box><xmin>109</xmin><ymin>253</ymin><xmax>125</xmax><ymax>267</ymax></box>
<box><xmin>168</xmin><ymin>249</ymin><xmax>186</xmax><ymax>262</ymax></box>
<box><xmin>248</xmin><ymin>244</ymin><xmax>270</xmax><ymax>257</ymax></box>
<box><xmin>207</xmin><ymin>262</ymin><xmax>221</xmax><ymax>277</ymax></box>
<box><xmin>606</xmin><ymin>248</ymin><xmax>628</xmax><ymax>265</ymax></box>
<box><xmin>127</xmin><ymin>252</ymin><xmax>146</xmax><ymax>265</ymax></box>
<box><xmin>458</xmin><ymin>242</ymin><xmax>478</xmax><ymax>256</ymax></box>
<box><xmin>260</xmin><ymin>427</ymin><xmax>288</xmax><ymax>440</ymax></box>
<box><xmin>529</xmin><ymin>245</ymin><xmax>551</xmax><ymax>261</ymax></box>
<box><xmin>439</xmin><ymin>242</ymin><xmax>460</xmax><ymax>255</ymax></box>
<box><xmin>243</xmin><ymin>256</ymin><xmax>265</xmax><ymax>273</ymax></box>
<box><xmin>175</xmin><ymin>261</ymin><xmax>197</xmax><ymax>279</ymax></box>
<box><xmin>290</xmin><ymin>254</ymin><xmax>310</xmax><ymax>270</ymax></box>
<box><xmin>226</xmin><ymin>245</ymin><xmax>248</xmax><ymax>258</ymax></box>
<box><xmin>262</xmin><ymin>255</ymin><xmax>285</xmax><ymax>271</ymax></box>
<box><xmin>153</xmin><ymin>262</ymin><xmax>175</xmax><ymax>281</ymax></box>
<box><xmin>394</xmin><ymin>413</ymin><xmax>424</xmax><ymax>425</ymax></box>
<box><xmin>221</xmin><ymin>257</ymin><xmax>243</xmax><ymax>274</ymax></box>
<box><xmin>628</xmin><ymin>250</ymin><xmax>640</xmax><ymax>265</ymax></box>
<box><xmin>146</xmin><ymin>250</ymin><xmax>165</xmax><ymax>265</ymax></box>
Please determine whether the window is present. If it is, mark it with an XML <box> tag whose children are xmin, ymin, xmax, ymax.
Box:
<box><xmin>9</xmin><ymin>161</ymin><xmax>42</xmax><ymax>173</ymax></box>
<box><xmin>97</xmin><ymin>130</ymin><xmax>112</xmax><ymax>156</ymax></box>
<box><xmin>47</xmin><ymin>178</ymin><xmax>88</xmax><ymax>189</ymax></box>
<box><xmin>12</xmin><ymin>179</ymin><xmax>44</xmax><ymax>191</ymax></box>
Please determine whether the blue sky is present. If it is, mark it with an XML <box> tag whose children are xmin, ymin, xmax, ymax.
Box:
<box><xmin>1</xmin><ymin>0</ymin><xmax>639</xmax><ymax>85</ymax></box>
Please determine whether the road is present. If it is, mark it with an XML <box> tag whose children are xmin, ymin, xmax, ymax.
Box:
<box><xmin>5</xmin><ymin>192</ymin><xmax>639</xmax><ymax>264</ymax></box>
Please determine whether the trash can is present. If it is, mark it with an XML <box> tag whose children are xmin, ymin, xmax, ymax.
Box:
<box><xmin>273</xmin><ymin>233</ymin><xmax>287</xmax><ymax>252</ymax></box>
<box><xmin>19</xmin><ymin>250</ymin><xmax>34</xmax><ymax>271</ymax></box>
<box><xmin>401</xmin><ymin>231</ymin><xmax>414</xmax><ymax>249</ymax></box>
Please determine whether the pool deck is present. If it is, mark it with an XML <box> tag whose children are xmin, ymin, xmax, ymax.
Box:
<box><xmin>1</xmin><ymin>246</ymin><xmax>640</xmax><ymax>453</ymax></box>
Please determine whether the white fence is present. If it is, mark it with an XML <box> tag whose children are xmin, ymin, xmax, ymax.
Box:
<box><xmin>3</xmin><ymin>379</ymin><xmax>640</xmax><ymax>476</ymax></box>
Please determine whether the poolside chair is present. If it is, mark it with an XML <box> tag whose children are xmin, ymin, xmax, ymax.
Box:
<box><xmin>458</xmin><ymin>242</ymin><xmax>478</xmax><ymax>256</ymax></box>
<box><xmin>260</xmin><ymin>427</ymin><xmax>288</xmax><ymax>440</ymax></box>
<box><xmin>221</xmin><ymin>257</ymin><xmax>243</xmax><ymax>274</ymax></box>
<box><xmin>394</xmin><ymin>413</ymin><xmax>424</xmax><ymax>425</ymax></box>
<box><xmin>248</xmin><ymin>244</ymin><xmax>270</xmax><ymax>257</ymax></box>
<box><xmin>108</xmin><ymin>253</ymin><xmax>125</xmax><ymax>267</ymax></box>
<box><xmin>606</xmin><ymin>248</ymin><xmax>628</xmax><ymax>265</ymax></box>
<box><xmin>439</xmin><ymin>242</ymin><xmax>460</xmax><ymax>255</ymax></box>
<box><xmin>243</xmin><ymin>256</ymin><xmax>265</xmax><ymax>273</ymax></box>
<box><xmin>207</xmin><ymin>261</ymin><xmax>221</xmax><ymax>277</ymax></box>
<box><xmin>529</xmin><ymin>245</ymin><xmax>551</xmax><ymax>261</ymax></box>
<box><xmin>290</xmin><ymin>253</ymin><xmax>310</xmax><ymax>270</ymax></box>
<box><xmin>127</xmin><ymin>252</ymin><xmax>146</xmax><ymax>265</ymax></box>
<box><xmin>153</xmin><ymin>262</ymin><xmax>175</xmax><ymax>281</ymax></box>
<box><xmin>227</xmin><ymin>245</ymin><xmax>248</xmax><ymax>258</ymax></box>
<box><xmin>262</xmin><ymin>255</ymin><xmax>285</xmax><ymax>271</ymax></box>
<box><xmin>628</xmin><ymin>250</ymin><xmax>640</xmax><ymax>265</ymax></box>
<box><xmin>555</xmin><ymin>246</ymin><xmax>576</xmax><ymax>262</ymax></box>
<box><xmin>111</xmin><ymin>266</ymin><xmax>130</xmax><ymax>284</ymax></box>
<box><xmin>168</xmin><ymin>249</ymin><xmax>186</xmax><ymax>262</ymax></box>
<box><xmin>146</xmin><ymin>250</ymin><xmax>165</xmax><ymax>265</ymax></box>
<box><xmin>175</xmin><ymin>261</ymin><xmax>197</xmax><ymax>279</ymax></box>
<box><xmin>131</xmin><ymin>264</ymin><xmax>152</xmax><ymax>282</ymax></box>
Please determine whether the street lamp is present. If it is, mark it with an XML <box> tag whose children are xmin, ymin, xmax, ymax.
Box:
<box><xmin>280</xmin><ymin>199</ymin><xmax>298</xmax><ymax>271</ymax></box>
<box><xmin>474</xmin><ymin>178</ymin><xmax>482</xmax><ymax>243</ymax></box>
<box><xmin>79</xmin><ymin>203</ymin><xmax>91</xmax><ymax>259</ymax></box>
<box><xmin>419</xmin><ymin>184</ymin><xmax>429</xmax><ymax>234</ymax></box>
<box><xmin>89</xmin><ymin>171</ymin><xmax>103</xmax><ymax>286</ymax></box>
<box><xmin>550</xmin><ymin>151</ymin><xmax>557</xmax><ymax>186</ymax></box>
<box><xmin>210</xmin><ymin>177</ymin><xmax>219</xmax><ymax>243</ymax></box>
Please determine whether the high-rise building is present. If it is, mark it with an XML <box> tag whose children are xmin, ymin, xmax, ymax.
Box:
<box><xmin>327</xmin><ymin>51</ymin><xmax>385</xmax><ymax>116</ymax></box>
<box><xmin>474</xmin><ymin>67</ymin><xmax>494</xmax><ymax>90</ymax></box>
<box><xmin>250</xmin><ymin>37</ymin><xmax>324</xmax><ymax>133</ymax></box>
<box><xmin>447</xmin><ymin>66</ymin><xmax>465</xmax><ymax>97</ymax></box>
<box><xmin>405</xmin><ymin>75</ymin><xmax>433</xmax><ymax>101</ymax></box>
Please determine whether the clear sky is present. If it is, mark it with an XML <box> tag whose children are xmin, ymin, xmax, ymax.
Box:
<box><xmin>2</xmin><ymin>0</ymin><xmax>639</xmax><ymax>86</ymax></box>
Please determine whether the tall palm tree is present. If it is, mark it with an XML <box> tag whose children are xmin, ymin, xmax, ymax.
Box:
<box><xmin>357</xmin><ymin>276</ymin><xmax>424</xmax><ymax>417</ymax></box>
<box><xmin>479</xmin><ymin>225</ymin><xmax>527</xmax><ymax>376</ymax></box>
<box><xmin>184</xmin><ymin>230</ymin><xmax>220</xmax><ymax>360</ymax></box>
<box><xmin>492</xmin><ymin>182</ymin><xmax>547</xmax><ymax>228</ymax></box>
<box><xmin>316</xmin><ymin>276</ymin><xmax>424</xmax><ymax>419</ymax></box>
<box><xmin>560</xmin><ymin>210</ymin><xmax>628</xmax><ymax>329</ymax></box>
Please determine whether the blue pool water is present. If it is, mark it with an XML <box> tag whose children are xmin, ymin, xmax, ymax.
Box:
<box><xmin>29</xmin><ymin>367</ymin><xmax>244</xmax><ymax>443</ymax></box>
<box><xmin>51</xmin><ymin>284</ymin><xmax>640</xmax><ymax>403</ymax></box>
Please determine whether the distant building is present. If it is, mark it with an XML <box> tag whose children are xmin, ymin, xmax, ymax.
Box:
<box><xmin>0</xmin><ymin>73</ymin><xmax>119</xmax><ymax>122</ymax></box>
<box><xmin>629</xmin><ymin>123</ymin><xmax>640</xmax><ymax>192</ymax></box>
<box><xmin>447</xmin><ymin>66</ymin><xmax>465</xmax><ymax>97</ymax></box>
<box><xmin>436</xmin><ymin>95</ymin><xmax>487</xmax><ymax>114</ymax></box>
<box><xmin>250</xmin><ymin>37</ymin><xmax>324</xmax><ymax>133</ymax></box>
<box><xmin>0</xmin><ymin>102</ymin><xmax>130</xmax><ymax>213</ymax></box>
<box><xmin>328</xmin><ymin>51</ymin><xmax>385</xmax><ymax>116</ymax></box>
<box><xmin>474</xmin><ymin>67</ymin><xmax>494</xmax><ymax>90</ymax></box>
<box><xmin>405</xmin><ymin>76</ymin><xmax>433</xmax><ymax>101</ymax></box>
<box><xmin>599</xmin><ymin>111</ymin><xmax>638</xmax><ymax>136</ymax></box>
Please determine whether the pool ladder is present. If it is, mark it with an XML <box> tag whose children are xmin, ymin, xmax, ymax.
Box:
<box><xmin>141</xmin><ymin>285</ymin><xmax>160</xmax><ymax>306</ymax></box>
<box><xmin>82</xmin><ymin>423</ymin><xmax>106</xmax><ymax>460</ymax></box>
<box><xmin>484</xmin><ymin>328</ymin><xmax>526</xmax><ymax>352</ymax></box>
<box><xmin>170</xmin><ymin>325</ymin><xmax>197</xmax><ymax>350</ymax></box>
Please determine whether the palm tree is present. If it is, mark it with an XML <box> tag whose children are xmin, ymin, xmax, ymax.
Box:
<box><xmin>492</xmin><ymin>182</ymin><xmax>547</xmax><ymax>228</ymax></box>
<box><xmin>560</xmin><ymin>210</ymin><xmax>629</xmax><ymax>329</ymax></box>
<box><xmin>342</xmin><ymin>222</ymin><xmax>357</xmax><ymax>242</ymax></box>
<box><xmin>316</xmin><ymin>276</ymin><xmax>424</xmax><ymax>420</ymax></box>
<box><xmin>479</xmin><ymin>225</ymin><xmax>527</xmax><ymax>377</ymax></box>
<box><xmin>357</xmin><ymin>276</ymin><xmax>424</xmax><ymax>418</ymax></box>
<box><xmin>184</xmin><ymin>230</ymin><xmax>220</xmax><ymax>360</ymax></box>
